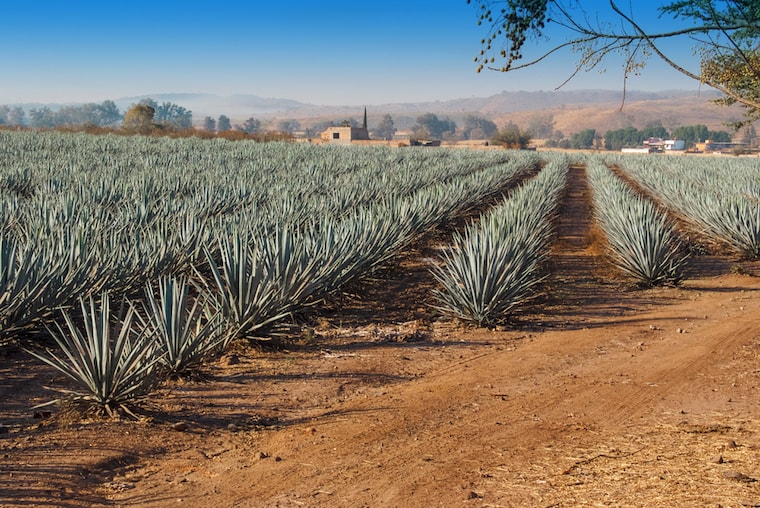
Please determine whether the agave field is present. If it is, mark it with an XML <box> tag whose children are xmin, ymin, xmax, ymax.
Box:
<box><xmin>1</xmin><ymin>130</ymin><xmax>542</xmax><ymax>413</ymax></box>
<box><xmin>2</xmin><ymin>129</ymin><xmax>760</xmax><ymax>416</ymax></box>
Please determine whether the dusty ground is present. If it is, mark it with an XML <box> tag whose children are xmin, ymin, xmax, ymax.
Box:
<box><xmin>2</xmin><ymin>166</ymin><xmax>760</xmax><ymax>507</ymax></box>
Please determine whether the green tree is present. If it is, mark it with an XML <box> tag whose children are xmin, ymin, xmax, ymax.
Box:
<box><xmin>202</xmin><ymin>116</ymin><xmax>216</xmax><ymax>132</ymax></box>
<box><xmin>373</xmin><ymin>114</ymin><xmax>397</xmax><ymax>140</ymax></box>
<box><xmin>27</xmin><ymin>101</ymin><xmax>121</xmax><ymax>128</ymax></box>
<box><xmin>709</xmin><ymin>130</ymin><xmax>732</xmax><ymax>142</ymax></box>
<box><xmin>468</xmin><ymin>0</ymin><xmax>760</xmax><ymax>124</ymax></box>
<box><xmin>671</xmin><ymin>124</ymin><xmax>710</xmax><ymax>145</ymax></box>
<box><xmin>155</xmin><ymin>102</ymin><xmax>192</xmax><ymax>129</ymax></box>
<box><xmin>54</xmin><ymin>104</ymin><xmax>89</xmax><ymax>125</ymax></box>
<box><xmin>29</xmin><ymin>107</ymin><xmax>56</xmax><ymax>128</ymax></box>
<box><xmin>701</xmin><ymin>43</ymin><xmax>760</xmax><ymax>127</ymax></box>
<box><xmin>0</xmin><ymin>105</ymin><xmax>9</xmax><ymax>125</ymax></box>
<box><xmin>568</xmin><ymin>128</ymin><xmax>596</xmax><ymax>149</ymax></box>
<box><xmin>238</xmin><ymin>117</ymin><xmax>261</xmax><ymax>134</ymax></box>
<box><xmin>217</xmin><ymin>115</ymin><xmax>232</xmax><ymax>132</ymax></box>
<box><xmin>604</xmin><ymin>126</ymin><xmax>644</xmax><ymax>150</ymax></box>
<box><xmin>462</xmin><ymin>114</ymin><xmax>498</xmax><ymax>139</ymax></box>
<box><xmin>123</xmin><ymin>104</ymin><xmax>155</xmax><ymax>132</ymax></box>
<box><xmin>8</xmin><ymin>107</ymin><xmax>25</xmax><ymax>126</ymax></box>
<box><xmin>491</xmin><ymin>122</ymin><xmax>532</xmax><ymax>148</ymax></box>
<box><xmin>95</xmin><ymin>100</ymin><xmax>123</xmax><ymax>127</ymax></box>
<box><xmin>412</xmin><ymin>113</ymin><xmax>457</xmax><ymax>140</ymax></box>
<box><xmin>640</xmin><ymin>123</ymin><xmax>669</xmax><ymax>140</ymax></box>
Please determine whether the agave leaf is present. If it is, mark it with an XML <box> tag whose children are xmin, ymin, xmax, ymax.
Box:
<box><xmin>587</xmin><ymin>161</ymin><xmax>688</xmax><ymax>286</ymax></box>
<box><xmin>203</xmin><ymin>233</ymin><xmax>289</xmax><ymax>339</ymax></box>
<box><xmin>144</xmin><ymin>276</ymin><xmax>226</xmax><ymax>376</ymax></box>
<box><xmin>24</xmin><ymin>292</ymin><xmax>164</xmax><ymax>415</ymax></box>
<box><xmin>431</xmin><ymin>158</ymin><xmax>568</xmax><ymax>326</ymax></box>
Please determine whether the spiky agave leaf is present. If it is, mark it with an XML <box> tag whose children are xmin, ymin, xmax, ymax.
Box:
<box><xmin>605</xmin><ymin>154</ymin><xmax>760</xmax><ymax>259</ymax></box>
<box><xmin>431</xmin><ymin>158</ymin><xmax>568</xmax><ymax>326</ymax></box>
<box><xmin>203</xmin><ymin>231</ymin><xmax>289</xmax><ymax>339</ymax></box>
<box><xmin>144</xmin><ymin>276</ymin><xmax>227</xmax><ymax>376</ymax></box>
<box><xmin>431</xmin><ymin>225</ymin><xmax>548</xmax><ymax>326</ymax></box>
<box><xmin>0</xmin><ymin>233</ymin><xmax>89</xmax><ymax>344</ymax></box>
<box><xmin>601</xmin><ymin>199</ymin><xmax>688</xmax><ymax>285</ymax></box>
<box><xmin>260</xmin><ymin>226</ymin><xmax>327</xmax><ymax>310</ymax></box>
<box><xmin>587</xmin><ymin>162</ymin><xmax>689</xmax><ymax>286</ymax></box>
<box><xmin>25</xmin><ymin>292</ymin><xmax>164</xmax><ymax>416</ymax></box>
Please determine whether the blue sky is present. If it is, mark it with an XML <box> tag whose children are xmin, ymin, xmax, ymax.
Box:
<box><xmin>0</xmin><ymin>1</ymin><xmax>704</xmax><ymax>105</ymax></box>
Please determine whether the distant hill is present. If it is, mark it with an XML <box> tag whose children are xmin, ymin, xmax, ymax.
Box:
<box><xmin>485</xmin><ymin>89</ymin><xmax>742</xmax><ymax>135</ymax></box>
<box><xmin>275</xmin><ymin>89</ymin><xmax>742</xmax><ymax>134</ymax></box>
<box><xmin>3</xmin><ymin>89</ymin><xmax>746</xmax><ymax>135</ymax></box>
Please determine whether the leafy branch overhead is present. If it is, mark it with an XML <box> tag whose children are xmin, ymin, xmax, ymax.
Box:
<box><xmin>468</xmin><ymin>0</ymin><xmax>760</xmax><ymax>125</ymax></box>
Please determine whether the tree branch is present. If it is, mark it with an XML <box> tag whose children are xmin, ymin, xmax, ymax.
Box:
<box><xmin>610</xmin><ymin>0</ymin><xmax>760</xmax><ymax>111</ymax></box>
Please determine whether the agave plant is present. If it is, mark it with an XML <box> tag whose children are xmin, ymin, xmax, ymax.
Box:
<box><xmin>598</xmin><ymin>198</ymin><xmax>688</xmax><ymax>285</ymax></box>
<box><xmin>144</xmin><ymin>276</ymin><xmax>227</xmax><ymax>376</ymax></box>
<box><xmin>431</xmin><ymin>224</ymin><xmax>549</xmax><ymax>326</ymax></box>
<box><xmin>588</xmin><ymin>161</ymin><xmax>688</xmax><ymax>286</ymax></box>
<box><xmin>0</xmin><ymin>234</ymin><xmax>84</xmax><ymax>344</ymax></box>
<box><xmin>0</xmin><ymin>235</ymin><xmax>45</xmax><ymax>343</ymax></box>
<box><xmin>203</xmin><ymin>231</ymin><xmax>291</xmax><ymax>339</ymax></box>
<box><xmin>25</xmin><ymin>292</ymin><xmax>164</xmax><ymax>416</ymax></box>
<box><xmin>605</xmin><ymin>154</ymin><xmax>760</xmax><ymax>259</ymax></box>
<box><xmin>431</xmin><ymin>158</ymin><xmax>568</xmax><ymax>326</ymax></box>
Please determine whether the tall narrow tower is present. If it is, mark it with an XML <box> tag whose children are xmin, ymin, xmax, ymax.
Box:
<box><xmin>363</xmin><ymin>107</ymin><xmax>367</xmax><ymax>130</ymax></box>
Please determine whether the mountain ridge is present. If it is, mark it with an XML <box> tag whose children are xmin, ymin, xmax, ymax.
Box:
<box><xmin>3</xmin><ymin>89</ymin><xmax>741</xmax><ymax>134</ymax></box>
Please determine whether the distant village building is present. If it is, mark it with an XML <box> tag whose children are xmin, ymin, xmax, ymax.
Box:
<box><xmin>643</xmin><ymin>137</ymin><xmax>686</xmax><ymax>151</ymax></box>
<box><xmin>320</xmin><ymin>126</ymin><xmax>370</xmax><ymax>143</ymax></box>
<box><xmin>622</xmin><ymin>137</ymin><xmax>686</xmax><ymax>153</ymax></box>
<box><xmin>320</xmin><ymin>108</ymin><xmax>370</xmax><ymax>143</ymax></box>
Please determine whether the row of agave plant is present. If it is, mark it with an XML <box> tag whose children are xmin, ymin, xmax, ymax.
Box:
<box><xmin>585</xmin><ymin>159</ymin><xmax>689</xmax><ymax>286</ymax></box>
<box><xmin>431</xmin><ymin>153</ymin><xmax>570</xmax><ymax>326</ymax></box>
<box><xmin>0</xmin><ymin>131</ymin><xmax>519</xmax><ymax>234</ymax></box>
<box><xmin>603</xmin><ymin>153</ymin><xmax>760</xmax><ymax>258</ymax></box>
<box><xmin>0</xmin><ymin>131</ymin><xmax>540</xmax><ymax>344</ymax></box>
<box><xmin>1</xmin><ymin>130</ymin><xmax>542</xmax><ymax>413</ymax></box>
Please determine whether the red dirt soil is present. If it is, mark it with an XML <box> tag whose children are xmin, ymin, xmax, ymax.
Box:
<box><xmin>2</xmin><ymin>165</ymin><xmax>760</xmax><ymax>507</ymax></box>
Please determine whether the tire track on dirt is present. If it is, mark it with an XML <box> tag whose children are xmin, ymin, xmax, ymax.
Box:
<box><xmin>234</xmin><ymin>283</ymin><xmax>760</xmax><ymax>507</ymax></box>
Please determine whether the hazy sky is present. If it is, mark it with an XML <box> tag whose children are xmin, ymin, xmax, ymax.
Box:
<box><xmin>1</xmin><ymin>1</ymin><xmax>704</xmax><ymax>105</ymax></box>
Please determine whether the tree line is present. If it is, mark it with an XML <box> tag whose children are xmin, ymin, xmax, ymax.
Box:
<box><xmin>0</xmin><ymin>98</ymin><xmax>749</xmax><ymax>151</ymax></box>
<box><xmin>544</xmin><ymin>124</ymin><xmax>738</xmax><ymax>151</ymax></box>
<box><xmin>0</xmin><ymin>99</ymin><xmax>393</xmax><ymax>140</ymax></box>
<box><xmin>406</xmin><ymin>112</ymin><xmax>744</xmax><ymax>150</ymax></box>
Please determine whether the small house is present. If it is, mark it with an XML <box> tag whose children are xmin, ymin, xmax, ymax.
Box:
<box><xmin>320</xmin><ymin>108</ymin><xmax>371</xmax><ymax>143</ymax></box>
<box><xmin>320</xmin><ymin>126</ymin><xmax>370</xmax><ymax>143</ymax></box>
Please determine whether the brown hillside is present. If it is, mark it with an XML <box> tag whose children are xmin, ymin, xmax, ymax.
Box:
<box><xmin>493</xmin><ymin>93</ymin><xmax>745</xmax><ymax>134</ymax></box>
<box><xmin>286</xmin><ymin>90</ymin><xmax>747</xmax><ymax>136</ymax></box>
